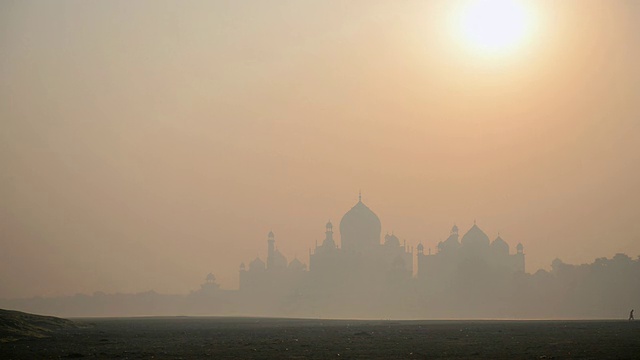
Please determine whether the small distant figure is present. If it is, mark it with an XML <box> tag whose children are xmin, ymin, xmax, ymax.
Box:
<box><xmin>630</xmin><ymin>309</ymin><xmax>634</xmax><ymax>321</ymax></box>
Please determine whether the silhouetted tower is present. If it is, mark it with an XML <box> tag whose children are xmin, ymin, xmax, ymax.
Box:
<box><xmin>417</xmin><ymin>242</ymin><xmax>424</xmax><ymax>255</ymax></box>
<box><xmin>267</xmin><ymin>231</ymin><xmax>275</xmax><ymax>270</ymax></box>
<box><xmin>206</xmin><ymin>273</ymin><xmax>216</xmax><ymax>284</ymax></box>
<box><xmin>324</xmin><ymin>221</ymin><xmax>336</xmax><ymax>248</ymax></box>
<box><xmin>516</xmin><ymin>242</ymin><xmax>524</xmax><ymax>254</ymax></box>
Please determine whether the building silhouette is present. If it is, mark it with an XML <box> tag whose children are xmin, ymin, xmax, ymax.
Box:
<box><xmin>239</xmin><ymin>194</ymin><xmax>524</xmax><ymax>310</ymax></box>
<box><xmin>417</xmin><ymin>222</ymin><xmax>524</xmax><ymax>283</ymax></box>
<box><xmin>239</xmin><ymin>230</ymin><xmax>307</xmax><ymax>299</ymax></box>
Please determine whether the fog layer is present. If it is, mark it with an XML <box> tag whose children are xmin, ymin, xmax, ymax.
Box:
<box><xmin>1</xmin><ymin>1</ymin><xmax>640</xmax><ymax>299</ymax></box>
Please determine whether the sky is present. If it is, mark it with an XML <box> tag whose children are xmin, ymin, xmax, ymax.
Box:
<box><xmin>1</xmin><ymin>0</ymin><xmax>640</xmax><ymax>298</ymax></box>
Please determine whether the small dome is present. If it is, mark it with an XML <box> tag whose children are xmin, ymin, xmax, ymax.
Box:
<box><xmin>288</xmin><ymin>258</ymin><xmax>307</xmax><ymax>271</ymax></box>
<box><xmin>417</xmin><ymin>243</ymin><xmax>424</xmax><ymax>251</ymax></box>
<box><xmin>461</xmin><ymin>223</ymin><xmax>490</xmax><ymax>247</ymax></box>
<box><xmin>268</xmin><ymin>231</ymin><xmax>274</xmax><ymax>239</ymax></box>
<box><xmin>384</xmin><ymin>233</ymin><xmax>400</xmax><ymax>247</ymax></box>
<box><xmin>491</xmin><ymin>236</ymin><xmax>509</xmax><ymax>255</ymax></box>
<box><xmin>326</xmin><ymin>221</ymin><xmax>333</xmax><ymax>229</ymax></box>
<box><xmin>239</xmin><ymin>262</ymin><xmax>245</xmax><ymax>270</ymax></box>
<box><xmin>441</xmin><ymin>229</ymin><xmax>460</xmax><ymax>252</ymax></box>
<box><xmin>249</xmin><ymin>257</ymin><xmax>266</xmax><ymax>271</ymax></box>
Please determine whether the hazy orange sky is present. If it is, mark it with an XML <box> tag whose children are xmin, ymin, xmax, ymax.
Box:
<box><xmin>1</xmin><ymin>0</ymin><xmax>639</xmax><ymax>298</ymax></box>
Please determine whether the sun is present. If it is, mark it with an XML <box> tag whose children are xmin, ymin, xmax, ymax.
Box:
<box><xmin>455</xmin><ymin>0</ymin><xmax>535</xmax><ymax>56</ymax></box>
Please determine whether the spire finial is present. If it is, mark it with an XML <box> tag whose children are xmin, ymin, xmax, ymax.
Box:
<box><xmin>358</xmin><ymin>190</ymin><xmax>362</xmax><ymax>202</ymax></box>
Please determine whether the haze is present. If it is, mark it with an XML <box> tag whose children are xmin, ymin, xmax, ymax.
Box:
<box><xmin>1</xmin><ymin>0</ymin><xmax>639</xmax><ymax>299</ymax></box>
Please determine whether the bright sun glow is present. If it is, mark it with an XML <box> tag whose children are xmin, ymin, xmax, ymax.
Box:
<box><xmin>456</xmin><ymin>0</ymin><xmax>535</xmax><ymax>56</ymax></box>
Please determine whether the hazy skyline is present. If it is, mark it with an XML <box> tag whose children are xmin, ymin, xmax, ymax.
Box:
<box><xmin>2</xmin><ymin>0</ymin><xmax>640</xmax><ymax>298</ymax></box>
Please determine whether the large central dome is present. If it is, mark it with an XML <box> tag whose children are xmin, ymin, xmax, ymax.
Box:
<box><xmin>461</xmin><ymin>223</ymin><xmax>490</xmax><ymax>247</ymax></box>
<box><xmin>339</xmin><ymin>196</ymin><xmax>381</xmax><ymax>253</ymax></box>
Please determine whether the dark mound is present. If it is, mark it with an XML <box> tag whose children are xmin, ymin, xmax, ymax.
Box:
<box><xmin>0</xmin><ymin>309</ymin><xmax>76</xmax><ymax>342</ymax></box>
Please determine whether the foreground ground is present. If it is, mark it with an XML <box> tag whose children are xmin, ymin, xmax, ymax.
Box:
<box><xmin>0</xmin><ymin>309</ymin><xmax>76</xmax><ymax>343</ymax></box>
<box><xmin>1</xmin><ymin>316</ymin><xmax>639</xmax><ymax>359</ymax></box>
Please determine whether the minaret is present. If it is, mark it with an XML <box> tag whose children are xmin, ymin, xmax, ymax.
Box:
<box><xmin>267</xmin><ymin>231</ymin><xmax>275</xmax><ymax>270</ymax></box>
<box><xmin>324</xmin><ymin>221</ymin><xmax>336</xmax><ymax>248</ymax></box>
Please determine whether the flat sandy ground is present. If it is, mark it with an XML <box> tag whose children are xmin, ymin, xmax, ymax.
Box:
<box><xmin>2</xmin><ymin>317</ymin><xmax>639</xmax><ymax>359</ymax></box>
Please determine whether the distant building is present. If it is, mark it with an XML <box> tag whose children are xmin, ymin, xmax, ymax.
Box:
<box><xmin>416</xmin><ymin>223</ymin><xmax>524</xmax><ymax>289</ymax></box>
<box><xmin>239</xmin><ymin>193</ymin><xmax>523</xmax><ymax>302</ymax></box>
<box><xmin>310</xmin><ymin>194</ymin><xmax>413</xmax><ymax>286</ymax></box>
<box><xmin>239</xmin><ymin>231</ymin><xmax>307</xmax><ymax>296</ymax></box>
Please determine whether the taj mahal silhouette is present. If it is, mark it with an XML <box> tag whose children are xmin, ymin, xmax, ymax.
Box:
<box><xmin>237</xmin><ymin>193</ymin><xmax>524</xmax><ymax>315</ymax></box>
